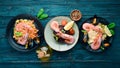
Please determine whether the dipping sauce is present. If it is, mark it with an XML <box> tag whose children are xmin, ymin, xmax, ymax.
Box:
<box><xmin>70</xmin><ymin>9</ymin><xmax>82</xmax><ymax>21</ymax></box>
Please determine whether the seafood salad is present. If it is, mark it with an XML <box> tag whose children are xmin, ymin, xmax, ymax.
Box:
<box><xmin>13</xmin><ymin>19</ymin><xmax>40</xmax><ymax>49</ymax></box>
<box><xmin>81</xmin><ymin>18</ymin><xmax>115</xmax><ymax>50</ymax></box>
<box><xmin>50</xmin><ymin>20</ymin><xmax>75</xmax><ymax>44</ymax></box>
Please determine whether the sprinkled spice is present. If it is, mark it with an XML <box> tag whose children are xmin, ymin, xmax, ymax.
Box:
<box><xmin>70</xmin><ymin>9</ymin><xmax>82</xmax><ymax>21</ymax></box>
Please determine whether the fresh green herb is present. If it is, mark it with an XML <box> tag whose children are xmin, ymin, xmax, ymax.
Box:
<box><xmin>81</xmin><ymin>30</ymin><xmax>86</xmax><ymax>33</ymax></box>
<box><xmin>110</xmin><ymin>29</ymin><xmax>115</xmax><ymax>35</ymax></box>
<box><xmin>55</xmin><ymin>36</ymin><xmax>59</xmax><ymax>41</ymax></box>
<box><xmin>37</xmin><ymin>8</ymin><xmax>44</xmax><ymax>18</ymax></box>
<box><xmin>61</xmin><ymin>29</ymin><xmax>65</xmax><ymax>33</ymax></box>
<box><xmin>37</xmin><ymin>8</ymin><xmax>49</xmax><ymax>20</ymax></box>
<box><xmin>15</xmin><ymin>32</ymin><xmax>22</xmax><ymax>37</ymax></box>
<box><xmin>107</xmin><ymin>22</ymin><xmax>115</xmax><ymax>29</ymax></box>
<box><xmin>100</xmin><ymin>46</ymin><xmax>105</xmax><ymax>50</ymax></box>
<box><xmin>53</xmin><ymin>34</ymin><xmax>59</xmax><ymax>41</ymax></box>
<box><xmin>39</xmin><ymin>14</ymin><xmax>48</xmax><ymax>19</ymax></box>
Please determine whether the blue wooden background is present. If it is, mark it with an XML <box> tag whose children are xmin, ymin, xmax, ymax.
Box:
<box><xmin>0</xmin><ymin>0</ymin><xmax>120</xmax><ymax>68</ymax></box>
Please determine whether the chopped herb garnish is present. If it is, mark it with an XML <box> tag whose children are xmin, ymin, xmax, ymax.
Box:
<box><xmin>15</xmin><ymin>32</ymin><xmax>22</xmax><ymax>37</ymax></box>
<box><xmin>100</xmin><ymin>46</ymin><xmax>105</xmax><ymax>50</ymax></box>
<box><xmin>81</xmin><ymin>30</ymin><xmax>86</xmax><ymax>33</ymax></box>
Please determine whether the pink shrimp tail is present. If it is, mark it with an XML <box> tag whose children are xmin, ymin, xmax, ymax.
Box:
<box><xmin>17</xmin><ymin>33</ymin><xmax>28</xmax><ymax>45</ymax></box>
<box><xmin>91</xmin><ymin>34</ymin><xmax>102</xmax><ymax>50</ymax></box>
<box><xmin>82</xmin><ymin>23</ymin><xmax>94</xmax><ymax>32</ymax></box>
<box><xmin>50</xmin><ymin>21</ymin><xmax>60</xmax><ymax>32</ymax></box>
<box><xmin>56</xmin><ymin>32</ymin><xmax>75</xmax><ymax>44</ymax></box>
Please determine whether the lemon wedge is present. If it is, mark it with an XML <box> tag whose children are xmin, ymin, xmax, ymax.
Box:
<box><xmin>104</xmin><ymin>25</ymin><xmax>112</xmax><ymax>37</ymax></box>
<box><xmin>64</xmin><ymin>21</ymin><xmax>74</xmax><ymax>31</ymax></box>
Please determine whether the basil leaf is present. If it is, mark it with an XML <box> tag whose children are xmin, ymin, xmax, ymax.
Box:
<box><xmin>39</xmin><ymin>14</ymin><xmax>48</xmax><ymax>19</ymax></box>
<box><xmin>37</xmin><ymin>8</ymin><xmax>44</xmax><ymax>18</ymax></box>
<box><xmin>110</xmin><ymin>29</ymin><xmax>115</xmax><ymax>35</ymax></box>
<box><xmin>100</xmin><ymin>46</ymin><xmax>105</xmax><ymax>50</ymax></box>
<box><xmin>107</xmin><ymin>22</ymin><xmax>115</xmax><ymax>29</ymax></box>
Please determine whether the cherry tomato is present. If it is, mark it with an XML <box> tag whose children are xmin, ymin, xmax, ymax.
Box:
<box><xmin>69</xmin><ymin>28</ymin><xmax>75</xmax><ymax>35</ymax></box>
<box><xmin>61</xmin><ymin>20</ymin><xmax>67</xmax><ymax>26</ymax></box>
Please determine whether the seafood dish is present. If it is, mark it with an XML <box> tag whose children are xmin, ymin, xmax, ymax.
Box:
<box><xmin>80</xmin><ymin>16</ymin><xmax>115</xmax><ymax>52</ymax></box>
<box><xmin>50</xmin><ymin>20</ymin><xmax>75</xmax><ymax>44</ymax></box>
<box><xmin>44</xmin><ymin>16</ymin><xmax>79</xmax><ymax>51</ymax></box>
<box><xmin>13</xmin><ymin>19</ymin><xmax>40</xmax><ymax>49</ymax></box>
<box><xmin>6</xmin><ymin>14</ymin><xmax>43</xmax><ymax>52</ymax></box>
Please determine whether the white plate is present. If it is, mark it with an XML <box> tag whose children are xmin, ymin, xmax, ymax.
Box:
<box><xmin>44</xmin><ymin>16</ymin><xmax>79</xmax><ymax>51</ymax></box>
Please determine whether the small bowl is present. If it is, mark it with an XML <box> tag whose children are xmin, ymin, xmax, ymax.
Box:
<box><xmin>70</xmin><ymin>9</ymin><xmax>82</xmax><ymax>21</ymax></box>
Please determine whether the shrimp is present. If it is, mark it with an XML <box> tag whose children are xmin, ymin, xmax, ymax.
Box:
<box><xmin>56</xmin><ymin>32</ymin><xmax>75</xmax><ymax>44</ymax></box>
<box><xmin>50</xmin><ymin>21</ymin><xmax>75</xmax><ymax>44</ymax></box>
<box><xmin>17</xmin><ymin>33</ymin><xmax>28</xmax><ymax>45</ymax></box>
<box><xmin>82</xmin><ymin>23</ymin><xmax>94</xmax><ymax>32</ymax></box>
<box><xmin>50</xmin><ymin>21</ymin><xmax>60</xmax><ymax>32</ymax></box>
<box><xmin>93</xmin><ymin>26</ymin><xmax>103</xmax><ymax>33</ymax></box>
<box><xmin>91</xmin><ymin>33</ymin><xmax>102</xmax><ymax>50</ymax></box>
<box><xmin>82</xmin><ymin>23</ymin><xmax>103</xmax><ymax>50</ymax></box>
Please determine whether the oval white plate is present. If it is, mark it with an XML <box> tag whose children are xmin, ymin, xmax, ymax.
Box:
<box><xmin>44</xmin><ymin>16</ymin><xmax>79</xmax><ymax>51</ymax></box>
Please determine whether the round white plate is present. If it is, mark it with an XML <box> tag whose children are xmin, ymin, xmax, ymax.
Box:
<box><xmin>44</xmin><ymin>16</ymin><xmax>79</xmax><ymax>51</ymax></box>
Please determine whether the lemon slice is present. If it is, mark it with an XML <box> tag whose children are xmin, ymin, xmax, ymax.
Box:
<box><xmin>104</xmin><ymin>25</ymin><xmax>112</xmax><ymax>37</ymax></box>
<box><xmin>64</xmin><ymin>21</ymin><xmax>74</xmax><ymax>31</ymax></box>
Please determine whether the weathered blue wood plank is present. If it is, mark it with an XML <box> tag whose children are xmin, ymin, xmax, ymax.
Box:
<box><xmin>0</xmin><ymin>0</ymin><xmax>120</xmax><ymax>6</ymax></box>
<box><xmin>0</xmin><ymin>62</ymin><xmax>120</xmax><ymax>68</ymax></box>
<box><xmin>0</xmin><ymin>15</ymin><xmax>120</xmax><ymax>28</ymax></box>
<box><xmin>0</xmin><ymin>4</ymin><xmax>119</xmax><ymax>16</ymax></box>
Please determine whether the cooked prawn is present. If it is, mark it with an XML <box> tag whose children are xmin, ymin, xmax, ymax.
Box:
<box><xmin>50</xmin><ymin>20</ymin><xmax>75</xmax><ymax>44</ymax></box>
<box><xmin>56</xmin><ymin>32</ymin><xmax>75</xmax><ymax>44</ymax></box>
<box><xmin>82</xmin><ymin>23</ymin><xmax>103</xmax><ymax>50</ymax></box>
<box><xmin>13</xmin><ymin>19</ymin><xmax>38</xmax><ymax>45</ymax></box>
